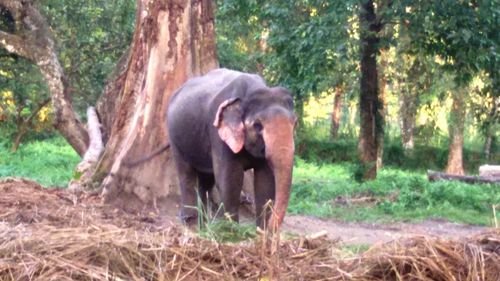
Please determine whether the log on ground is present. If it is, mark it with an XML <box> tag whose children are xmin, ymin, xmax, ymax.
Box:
<box><xmin>479</xmin><ymin>165</ymin><xmax>500</xmax><ymax>178</ymax></box>
<box><xmin>427</xmin><ymin>170</ymin><xmax>500</xmax><ymax>184</ymax></box>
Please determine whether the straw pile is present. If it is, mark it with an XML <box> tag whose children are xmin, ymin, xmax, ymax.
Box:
<box><xmin>0</xmin><ymin>178</ymin><xmax>499</xmax><ymax>280</ymax></box>
<box><xmin>0</xmin><ymin>223</ymin><xmax>346</xmax><ymax>280</ymax></box>
<box><xmin>351</xmin><ymin>232</ymin><xmax>500</xmax><ymax>280</ymax></box>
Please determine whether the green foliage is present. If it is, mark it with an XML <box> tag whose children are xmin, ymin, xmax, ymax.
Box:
<box><xmin>41</xmin><ymin>0</ymin><xmax>135</xmax><ymax>113</ymax></box>
<box><xmin>1</xmin><ymin>137</ymin><xmax>498</xmax><ymax>227</ymax></box>
<box><xmin>297</xmin><ymin>139</ymin><xmax>358</xmax><ymax>163</ymax></box>
<box><xmin>216</xmin><ymin>0</ymin><xmax>358</xmax><ymax>107</ymax></box>
<box><xmin>0</xmin><ymin>0</ymin><xmax>135</xmax><ymax>147</ymax></box>
<box><xmin>195</xmin><ymin>199</ymin><xmax>257</xmax><ymax>243</ymax></box>
<box><xmin>401</xmin><ymin>0</ymin><xmax>499</xmax><ymax>84</ymax></box>
<box><xmin>290</xmin><ymin>159</ymin><xmax>499</xmax><ymax>225</ymax></box>
<box><xmin>0</xmin><ymin>137</ymin><xmax>80</xmax><ymax>187</ymax></box>
<box><xmin>299</xmin><ymin>136</ymin><xmax>499</xmax><ymax>173</ymax></box>
<box><xmin>0</xmin><ymin>53</ymin><xmax>53</xmax><ymax>142</ymax></box>
<box><xmin>198</xmin><ymin>219</ymin><xmax>257</xmax><ymax>243</ymax></box>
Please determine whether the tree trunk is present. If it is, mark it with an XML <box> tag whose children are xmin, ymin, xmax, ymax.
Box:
<box><xmin>11</xmin><ymin>127</ymin><xmax>27</xmax><ymax>152</ymax></box>
<box><xmin>483</xmin><ymin>96</ymin><xmax>498</xmax><ymax>160</ymax></box>
<box><xmin>446</xmin><ymin>87</ymin><xmax>467</xmax><ymax>175</ymax></box>
<box><xmin>358</xmin><ymin>0</ymin><xmax>382</xmax><ymax>180</ymax></box>
<box><xmin>10</xmin><ymin>98</ymin><xmax>50</xmax><ymax>152</ymax></box>
<box><xmin>330</xmin><ymin>84</ymin><xmax>344</xmax><ymax>140</ymax></box>
<box><xmin>94</xmin><ymin>0</ymin><xmax>218</xmax><ymax>214</ymax></box>
<box><xmin>399</xmin><ymin>86</ymin><xmax>417</xmax><ymax>150</ymax></box>
<box><xmin>376</xmin><ymin>48</ymin><xmax>388</xmax><ymax>169</ymax></box>
<box><xmin>0</xmin><ymin>0</ymin><xmax>89</xmax><ymax>156</ymax></box>
<box><xmin>484</xmin><ymin>134</ymin><xmax>493</xmax><ymax>160</ymax></box>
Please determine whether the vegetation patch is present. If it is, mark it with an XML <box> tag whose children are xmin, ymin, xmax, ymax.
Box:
<box><xmin>0</xmin><ymin>137</ymin><xmax>79</xmax><ymax>187</ymax></box>
<box><xmin>291</xmin><ymin>158</ymin><xmax>500</xmax><ymax>226</ymax></box>
<box><xmin>1</xmin><ymin>138</ymin><xmax>498</xmax><ymax>226</ymax></box>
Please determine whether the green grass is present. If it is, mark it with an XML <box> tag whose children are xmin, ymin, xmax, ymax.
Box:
<box><xmin>0</xmin><ymin>137</ymin><xmax>80</xmax><ymax>187</ymax></box>
<box><xmin>1</xmin><ymin>138</ymin><xmax>498</xmax><ymax>227</ymax></box>
<box><xmin>198</xmin><ymin>219</ymin><xmax>257</xmax><ymax>243</ymax></box>
<box><xmin>290</xmin><ymin>158</ymin><xmax>500</xmax><ymax>226</ymax></box>
<box><xmin>340</xmin><ymin>243</ymin><xmax>371</xmax><ymax>257</ymax></box>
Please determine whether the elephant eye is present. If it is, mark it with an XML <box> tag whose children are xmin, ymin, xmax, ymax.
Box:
<box><xmin>253</xmin><ymin>121</ymin><xmax>263</xmax><ymax>133</ymax></box>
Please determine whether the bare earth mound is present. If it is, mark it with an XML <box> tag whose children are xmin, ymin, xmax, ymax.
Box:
<box><xmin>0</xmin><ymin>178</ymin><xmax>499</xmax><ymax>280</ymax></box>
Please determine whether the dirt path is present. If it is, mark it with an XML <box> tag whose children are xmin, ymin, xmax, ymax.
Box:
<box><xmin>283</xmin><ymin>215</ymin><xmax>490</xmax><ymax>244</ymax></box>
<box><xmin>0</xmin><ymin>178</ymin><xmax>493</xmax><ymax>245</ymax></box>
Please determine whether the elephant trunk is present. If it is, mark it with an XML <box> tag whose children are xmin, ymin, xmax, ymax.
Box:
<box><xmin>263</xmin><ymin>115</ymin><xmax>295</xmax><ymax>231</ymax></box>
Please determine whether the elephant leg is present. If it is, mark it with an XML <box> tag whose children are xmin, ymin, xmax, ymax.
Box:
<box><xmin>171</xmin><ymin>146</ymin><xmax>198</xmax><ymax>224</ymax></box>
<box><xmin>254</xmin><ymin>164</ymin><xmax>276</xmax><ymax>229</ymax></box>
<box><xmin>213</xmin><ymin>158</ymin><xmax>244</xmax><ymax>223</ymax></box>
<box><xmin>197</xmin><ymin>172</ymin><xmax>215</xmax><ymax>217</ymax></box>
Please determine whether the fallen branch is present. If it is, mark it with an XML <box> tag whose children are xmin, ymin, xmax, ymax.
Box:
<box><xmin>68</xmin><ymin>107</ymin><xmax>103</xmax><ymax>190</ymax></box>
<box><xmin>427</xmin><ymin>170</ymin><xmax>500</xmax><ymax>185</ymax></box>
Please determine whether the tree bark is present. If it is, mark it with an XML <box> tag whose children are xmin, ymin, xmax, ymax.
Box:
<box><xmin>399</xmin><ymin>84</ymin><xmax>417</xmax><ymax>150</ymax></box>
<box><xmin>94</xmin><ymin>0</ymin><xmax>218</xmax><ymax>214</ymax></box>
<box><xmin>484</xmin><ymin>134</ymin><xmax>493</xmax><ymax>160</ymax></box>
<box><xmin>330</xmin><ymin>84</ymin><xmax>344</xmax><ymax>140</ymax></box>
<box><xmin>0</xmin><ymin>0</ymin><xmax>89</xmax><ymax>156</ymax></box>
<box><xmin>376</xmin><ymin>48</ymin><xmax>388</xmax><ymax>169</ymax></box>
<box><xmin>358</xmin><ymin>0</ymin><xmax>382</xmax><ymax>180</ymax></box>
<box><xmin>445</xmin><ymin>87</ymin><xmax>467</xmax><ymax>175</ymax></box>
<box><xmin>483</xmin><ymin>96</ymin><xmax>498</xmax><ymax>160</ymax></box>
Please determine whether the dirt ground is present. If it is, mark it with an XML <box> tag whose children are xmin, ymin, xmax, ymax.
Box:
<box><xmin>0</xmin><ymin>178</ymin><xmax>492</xmax><ymax>245</ymax></box>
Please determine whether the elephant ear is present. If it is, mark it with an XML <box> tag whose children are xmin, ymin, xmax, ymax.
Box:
<box><xmin>213</xmin><ymin>98</ymin><xmax>245</xmax><ymax>153</ymax></box>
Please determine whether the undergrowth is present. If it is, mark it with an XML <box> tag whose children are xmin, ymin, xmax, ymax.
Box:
<box><xmin>0</xmin><ymin>136</ymin><xmax>79</xmax><ymax>187</ymax></box>
<box><xmin>1</xmin><ymin>137</ymin><xmax>498</xmax><ymax>227</ymax></box>
<box><xmin>194</xmin><ymin>200</ymin><xmax>257</xmax><ymax>243</ymax></box>
<box><xmin>297</xmin><ymin>138</ymin><xmax>499</xmax><ymax>173</ymax></box>
<box><xmin>290</xmin><ymin>158</ymin><xmax>500</xmax><ymax>226</ymax></box>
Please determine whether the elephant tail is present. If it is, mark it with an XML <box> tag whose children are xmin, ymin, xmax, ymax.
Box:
<box><xmin>123</xmin><ymin>143</ymin><xmax>171</xmax><ymax>168</ymax></box>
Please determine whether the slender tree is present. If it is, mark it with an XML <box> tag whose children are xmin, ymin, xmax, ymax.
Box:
<box><xmin>330</xmin><ymin>83</ymin><xmax>344</xmax><ymax>140</ymax></box>
<box><xmin>358</xmin><ymin>0</ymin><xmax>384</xmax><ymax>180</ymax></box>
<box><xmin>446</xmin><ymin>86</ymin><xmax>467</xmax><ymax>175</ymax></box>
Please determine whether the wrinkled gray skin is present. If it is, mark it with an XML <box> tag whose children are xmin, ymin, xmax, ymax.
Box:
<box><xmin>167</xmin><ymin>69</ymin><xmax>296</xmax><ymax>230</ymax></box>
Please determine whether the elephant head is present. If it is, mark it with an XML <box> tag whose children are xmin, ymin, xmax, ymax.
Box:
<box><xmin>213</xmin><ymin>87</ymin><xmax>296</xmax><ymax>230</ymax></box>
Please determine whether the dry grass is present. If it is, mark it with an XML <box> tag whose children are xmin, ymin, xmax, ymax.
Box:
<box><xmin>0</xmin><ymin>222</ymin><xmax>345</xmax><ymax>280</ymax></box>
<box><xmin>0</xmin><ymin>178</ymin><xmax>499</xmax><ymax>280</ymax></box>
<box><xmin>351</xmin><ymin>232</ymin><xmax>500</xmax><ymax>281</ymax></box>
<box><xmin>0</xmin><ymin>223</ymin><xmax>498</xmax><ymax>280</ymax></box>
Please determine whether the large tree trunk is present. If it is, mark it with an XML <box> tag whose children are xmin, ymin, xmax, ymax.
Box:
<box><xmin>0</xmin><ymin>0</ymin><xmax>89</xmax><ymax>155</ymax></box>
<box><xmin>358</xmin><ymin>0</ymin><xmax>382</xmax><ymax>180</ymax></box>
<box><xmin>446</xmin><ymin>87</ymin><xmax>467</xmax><ymax>175</ymax></box>
<box><xmin>94</xmin><ymin>0</ymin><xmax>218</xmax><ymax>213</ymax></box>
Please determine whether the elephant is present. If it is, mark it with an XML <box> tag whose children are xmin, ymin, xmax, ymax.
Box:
<box><xmin>167</xmin><ymin>68</ymin><xmax>296</xmax><ymax>230</ymax></box>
